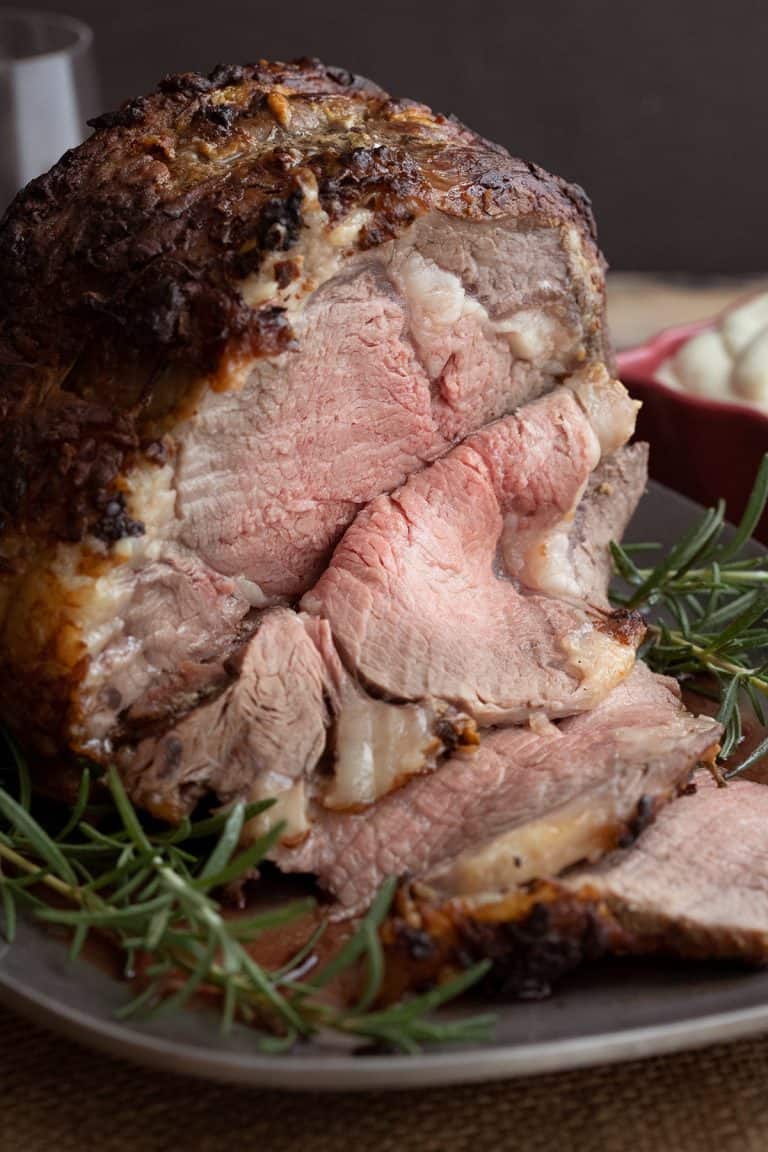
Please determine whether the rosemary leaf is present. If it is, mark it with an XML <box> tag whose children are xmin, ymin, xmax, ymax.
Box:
<box><xmin>194</xmin><ymin>824</ymin><xmax>285</xmax><ymax>891</ymax></box>
<box><xmin>36</xmin><ymin>893</ymin><xmax>174</xmax><ymax>928</ymax></box>
<box><xmin>114</xmin><ymin>982</ymin><xmax>161</xmax><ymax>1020</ymax></box>
<box><xmin>225</xmin><ymin>898</ymin><xmax>317</xmax><ymax>939</ymax></box>
<box><xmin>309</xmin><ymin>875</ymin><xmax>397</xmax><ymax>991</ymax></box>
<box><xmin>1</xmin><ymin>883</ymin><xmax>16</xmax><ymax>943</ymax></box>
<box><xmin>714</xmin><ymin>454</ymin><xmax>768</xmax><ymax>563</ymax></box>
<box><xmin>184</xmin><ymin>799</ymin><xmax>275</xmax><ymax>841</ymax></box>
<box><xmin>0</xmin><ymin>787</ymin><xmax>77</xmax><ymax>885</ymax></box>
<box><xmin>198</xmin><ymin>801</ymin><xmax>245</xmax><ymax>882</ymax></box>
<box><xmin>724</xmin><ymin>733</ymin><xmax>768</xmax><ymax>779</ymax></box>
<box><xmin>106</xmin><ymin>766</ymin><xmax>152</xmax><ymax>854</ymax></box>
<box><xmin>69</xmin><ymin>921</ymin><xmax>89</xmax><ymax>962</ymax></box>
<box><xmin>56</xmin><ymin>768</ymin><xmax>92</xmax><ymax>841</ymax></box>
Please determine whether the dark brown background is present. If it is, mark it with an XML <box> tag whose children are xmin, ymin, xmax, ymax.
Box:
<box><xmin>35</xmin><ymin>0</ymin><xmax>768</xmax><ymax>272</ymax></box>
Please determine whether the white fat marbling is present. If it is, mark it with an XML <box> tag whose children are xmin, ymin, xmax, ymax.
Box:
<box><xmin>562</xmin><ymin>626</ymin><xmax>636</xmax><ymax>708</ymax></box>
<box><xmin>325</xmin><ymin>692</ymin><xmax>439</xmax><ymax>810</ymax></box>
<box><xmin>430</xmin><ymin>789</ymin><xmax>621</xmax><ymax>896</ymax></box>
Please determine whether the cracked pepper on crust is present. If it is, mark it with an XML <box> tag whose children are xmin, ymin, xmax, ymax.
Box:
<box><xmin>0</xmin><ymin>56</ymin><xmax>614</xmax><ymax>786</ymax></box>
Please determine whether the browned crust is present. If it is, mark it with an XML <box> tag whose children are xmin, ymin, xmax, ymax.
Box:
<box><xmin>379</xmin><ymin>876</ymin><xmax>766</xmax><ymax>1006</ymax></box>
<box><xmin>379</xmin><ymin>794</ymin><xmax>768</xmax><ymax>1004</ymax></box>
<box><xmin>0</xmin><ymin>56</ymin><xmax>604</xmax><ymax>545</ymax></box>
<box><xmin>379</xmin><ymin>882</ymin><xmax>628</xmax><ymax>1003</ymax></box>
<box><xmin>596</xmin><ymin>607</ymin><xmax>647</xmax><ymax>647</ymax></box>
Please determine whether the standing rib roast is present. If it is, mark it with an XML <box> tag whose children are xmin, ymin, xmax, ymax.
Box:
<box><xmin>1</xmin><ymin>58</ymin><xmax>756</xmax><ymax>991</ymax></box>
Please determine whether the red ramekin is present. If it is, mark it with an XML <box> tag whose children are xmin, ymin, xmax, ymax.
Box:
<box><xmin>617</xmin><ymin>317</ymin><xmax>768</xmax><ymax>541</ymax></box>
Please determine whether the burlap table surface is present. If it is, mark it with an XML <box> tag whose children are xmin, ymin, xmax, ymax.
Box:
<box><xmin>2</xmin><ymin>1004</ymin><xmax>768</xmax><ymax>1152</ymax></box>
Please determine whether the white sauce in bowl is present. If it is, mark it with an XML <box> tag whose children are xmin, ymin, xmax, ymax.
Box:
<box><xmin>657</xmin><ymin>292</ymin><xmax>768</xmax><ymax>407</ymax></box>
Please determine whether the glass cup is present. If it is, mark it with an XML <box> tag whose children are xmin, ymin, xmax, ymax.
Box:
<box><xmin>0</xmin><ymin>7</ymin><xmax>99</xmax><ymax>211</ymax></box>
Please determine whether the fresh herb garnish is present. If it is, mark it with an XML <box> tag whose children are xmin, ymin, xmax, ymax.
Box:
<box><xmin>610</xmin><ymin>453</ymin><xmax>768</xmax><ymax>778</ymax></box>
<box><xmin>0</xmin><ymin>749</ymin><xmax>493</xmax><ymax>1052</ymax></box>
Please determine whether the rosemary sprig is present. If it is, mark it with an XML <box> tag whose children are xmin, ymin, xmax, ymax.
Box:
<box><xmin>0</xmin><ymin>741</ymin><xmax>492</xmax><ymax>1052</ymax></box>
<box><xmin>610</xmin><ymin>453</ymin><xmax>768</xmax><ymax>778</ymax></box>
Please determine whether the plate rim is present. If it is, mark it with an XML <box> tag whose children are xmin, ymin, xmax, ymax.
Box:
<box><xmin>3</xmin><ymin>958</ymin><xmax>768</xmax><ymax>1091</ymax></box>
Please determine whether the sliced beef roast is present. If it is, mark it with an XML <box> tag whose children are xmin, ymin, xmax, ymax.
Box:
<box><xmin>276</xmin><ymin>663</ymin><xmax>721</xmax><ymax>908</ymax></box>
<box><xmin>123</xmin><ymin>393</ymin><xmax>644</xmax><ymax>829</ymax></box>
<box><xmin>0</xmin><ymin>58</ymin><xmax>609</xmax><ymax>766</ymax></box>
<box><xmin>381</xmin><ymin>774</ymin><xmax>768</xmax><ymax>1000</ymax></box>
<box><xmin>0</xmin><ymin>56</ymin><xmax>737</xmax><ymax>984</ymax></box>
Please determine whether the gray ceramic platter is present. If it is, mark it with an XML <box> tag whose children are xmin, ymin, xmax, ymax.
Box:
<box><xmin>2</xmin><ymin>479</ymin><xmax>768</xmax><ymax>1091</ymax></box>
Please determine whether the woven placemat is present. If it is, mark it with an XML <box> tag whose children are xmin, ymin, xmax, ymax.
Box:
<box><xmin>2</xmin><ymin>1005</ymin><xmax>767</xmax><ymax>1152</ymax></box>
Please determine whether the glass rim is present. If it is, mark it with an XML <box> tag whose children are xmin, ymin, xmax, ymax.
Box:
<box><xmin>0</xmin><ymin>7</ymin><xmax>93</xmax><ymax>69</ymax></box>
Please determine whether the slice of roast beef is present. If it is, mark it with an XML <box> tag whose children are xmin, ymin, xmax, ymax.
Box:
<box><xmin>124</xmin><ymin>607</ymin><xmax>477</xmax><ymax>825</ymax></box>
<box><xmin>546</xmin><ymin>441</ymin><xmax>648</xmax><ymax>609</ymax></box>
<box><xmin>561</xmin><ymin>773</ymin><xmax>768</xmax><ymax>961</ymax></box>
<box><xmin>380</xmin><ymin>774</ymin><xmax>768</xmax><ymax>1001</ymax></box>
<box><xmin>0</xmin><ymin>58</ymin><xmax>611</xmax><ymax>770</ymax></box>
<box><xmin>276</xmin><ymin>663</ymin><xmax>721</xmax><ymax>908</ymax></box>
<box><xmin>302</xmin><ymin>369</ymin><xmax>643</xmax><ymax>728</ymax></box>
<box><xmin>124</xmin><ymin>608</ymin><xmax>330</xmax><ymax>826</ymax></box>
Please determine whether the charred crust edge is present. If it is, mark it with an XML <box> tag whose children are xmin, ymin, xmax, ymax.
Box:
<box><xmin>0</xmin><ymin>55</ymin><xmax>604</xmax><ymax>546</ymax></box>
